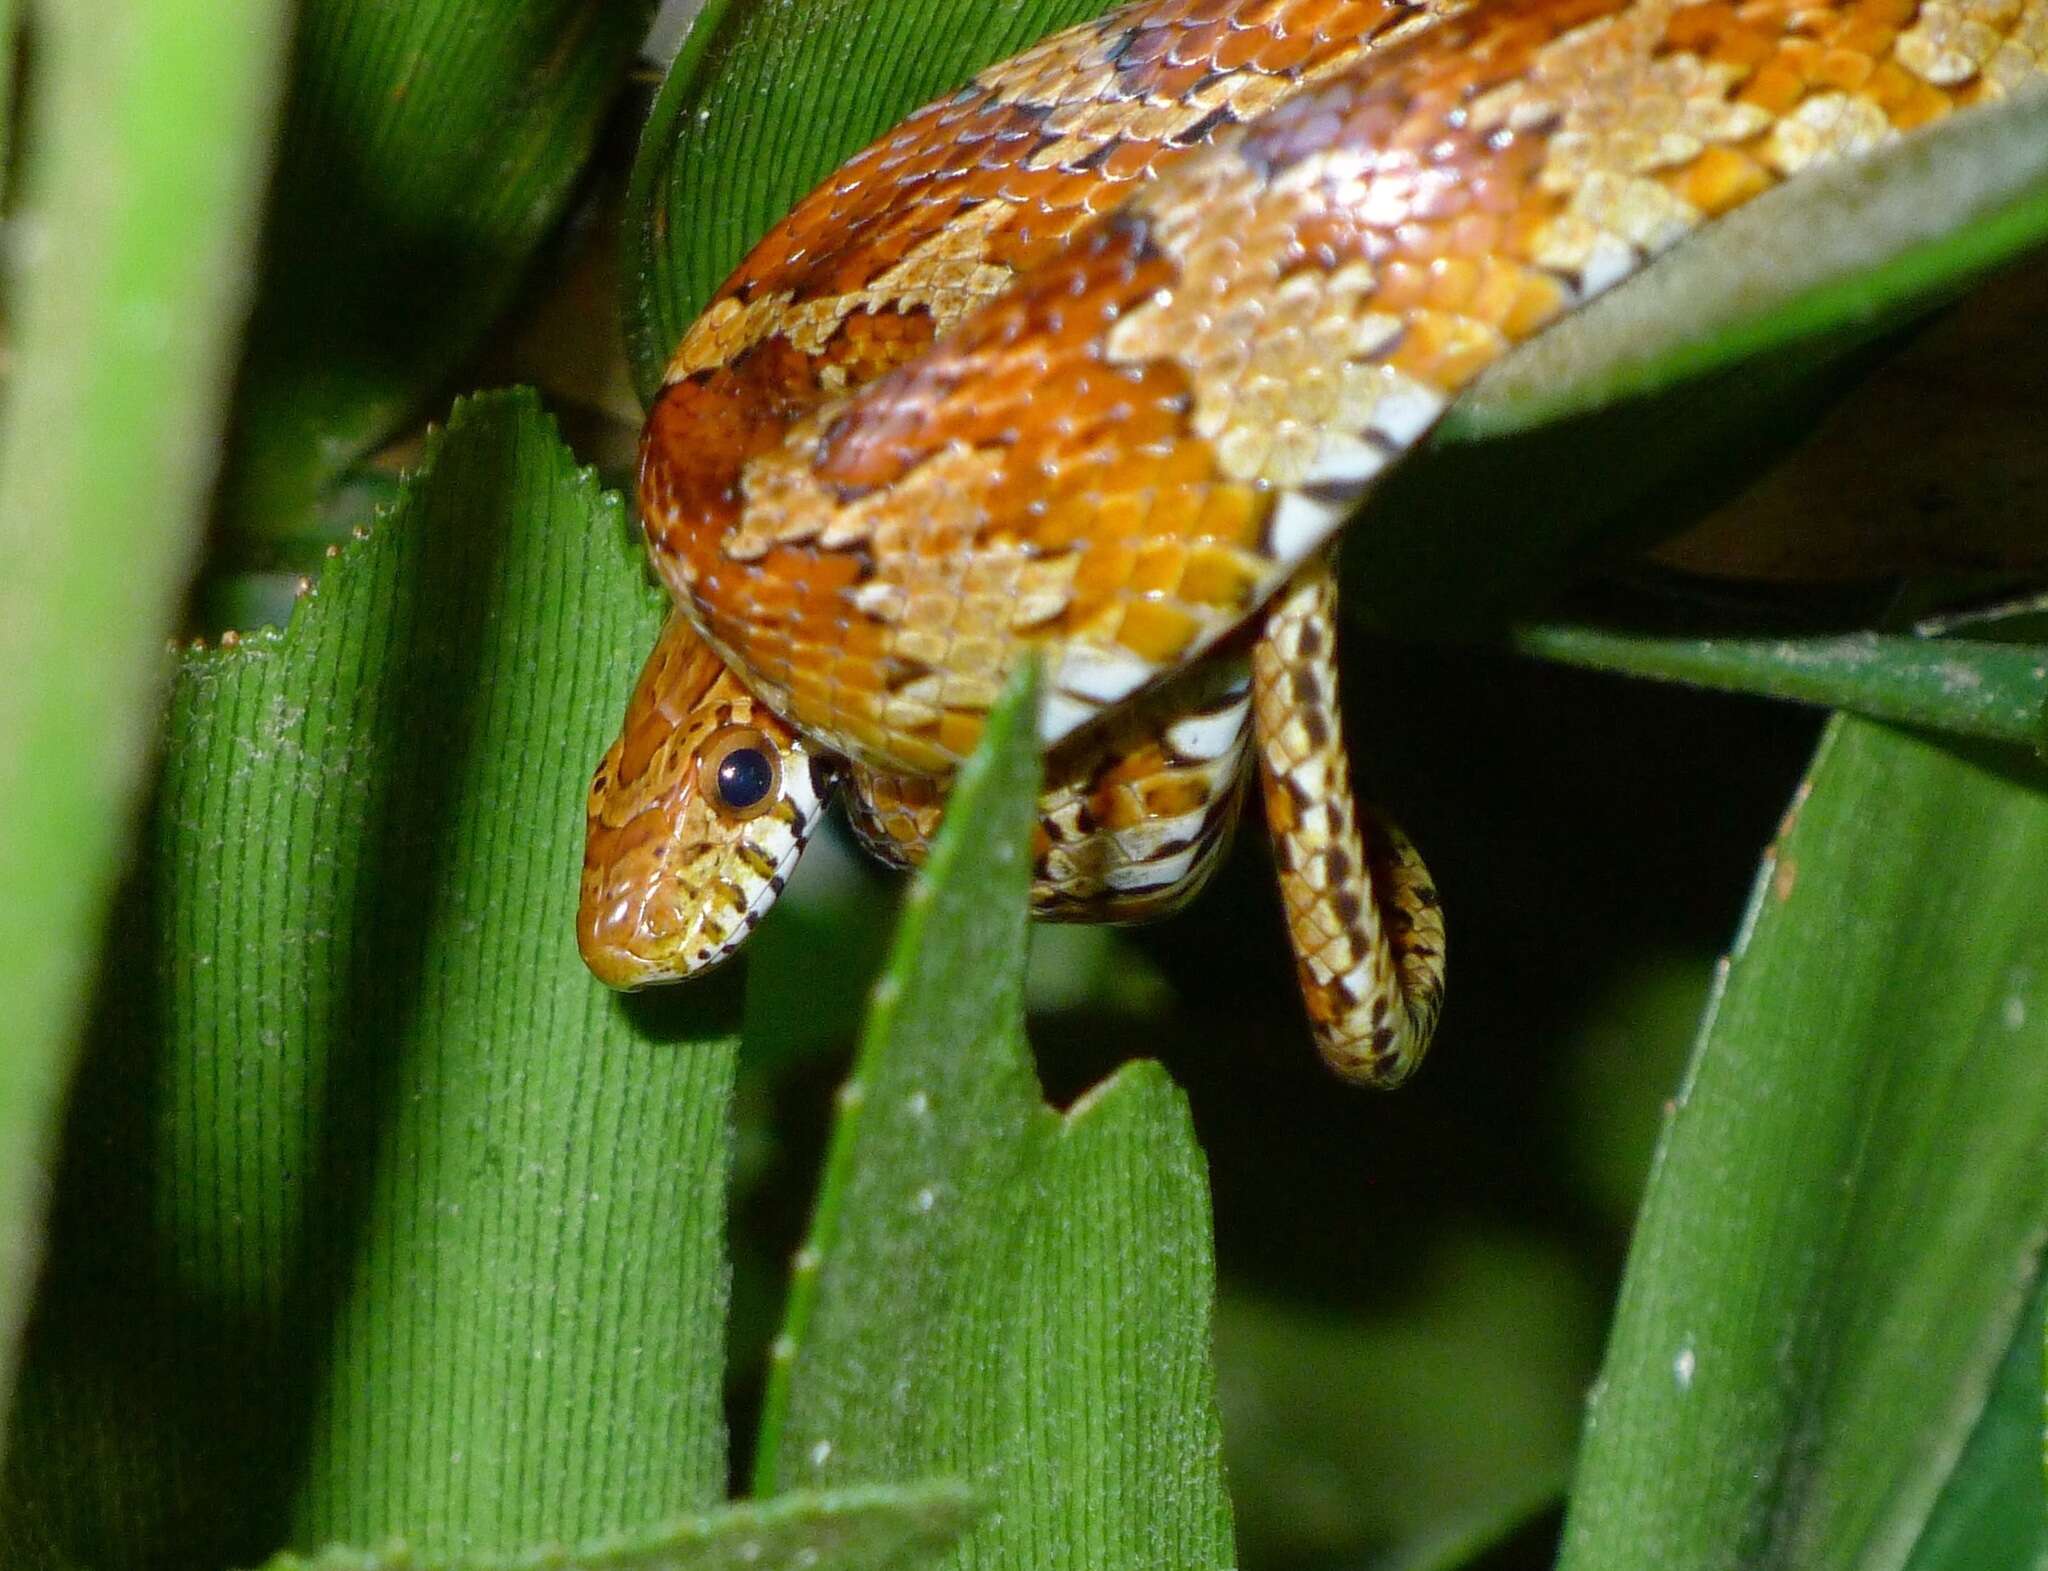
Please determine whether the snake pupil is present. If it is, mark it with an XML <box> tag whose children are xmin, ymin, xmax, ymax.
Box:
<box><xmin>717</xmin><ymin>747</ymin><xmax>774</xmax><ymax>810</ymax></box>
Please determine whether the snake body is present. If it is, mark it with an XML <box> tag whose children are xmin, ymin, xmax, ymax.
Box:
<box><xmin>584</xmin><ymin>0</ymin><xmax>2045</xmax><ymax>1082</ymax></box>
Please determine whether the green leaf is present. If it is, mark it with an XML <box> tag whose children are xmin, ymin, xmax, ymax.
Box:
<box><xmin>753</xmin><ymin>665</ymin><xmax>1235</xmax><ymax>1569</ymax></box>
<box><xmin>2</xmin><ymin>393</ymin><xmax>735</xmax><ymax>1567</ymax></box>
<box><xmin>220</xmin><ymin>0</ymin><xmax>655</xmax><ymax>538</ymax></box>
<box><xmin>1452</xmin><ymin>91</ymin><xmax>2048</xmax><ymax>440</ymax></box>
<box><xmin>1900</xmin><ymin>1265</ymin><xmax>2048</xmax><ymax>1571</ymax></box>
<box><xmin>624</xmin><ymin>0</ymin><xmax>1114</xmax><ymax>400</ymax></box>
<box><xmin>1359</xmin><ymin>93</ymin><xmax>2048</xmax><ymax>637</ymax></box>
<box><xmin>247</xmin><ymin>1481</ymin><xmax>979</xmax><ymax>1571</ymax></box>
<box><xmin>0</xmin><ymin>0</ymin><xmax>290</xmax><ymax>1473</ymax></box>
<box><xmin>1508</xmin><ymin>623</ymin><xmax>2048</xmax><ymax>752</ymax></box>
<box><xmin>1557</xmin><ymin>716</ymin><xmax>2048</xmax><ymax>1571</ymax></box>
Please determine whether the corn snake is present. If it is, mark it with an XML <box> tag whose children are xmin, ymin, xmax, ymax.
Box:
<box><xmin>581</xmin><ymin>0</ymin><xmax>2046</xmax><ymax>1084</ymax></box>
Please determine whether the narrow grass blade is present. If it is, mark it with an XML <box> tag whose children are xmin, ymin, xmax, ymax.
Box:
<box><xmin>1557</xmin><ymin>716</ymin><xmax>2048</xmax><ymax>1571</ymax></box>
<box><xmin>754</xmin><ymin>666</ymin><xmax>1235</xmax><ymax>1569</ymax></box>
<box><xmin>1454</xmin><ymin>90</ymin><xmax>2048</xmax><ymax>441</ymax></box>
<box><xmin>0</xmin><ymin>0</ymin><xmax>290</xmax><ymax>1473</ymax></box>
<box><xmin>246</xmin><ymin>1481</ymin><xmax>979</xmax><ymax>1571</ymax></box>
<box><xmin>1898</xmin><ymin>1266</ymin><xmax>2048</xmax><ymax>1571</ymax></box>
<box><xmin>1509</xmin><ymin>624</ymin><xmax>2048</xmax><ymax>752</ymax></box>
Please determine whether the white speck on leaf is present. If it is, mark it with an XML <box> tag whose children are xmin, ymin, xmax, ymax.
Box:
<box><xmin>1674</xmin><ymin>1344</ymin><xmax>1696</xmax><ymax>1391</ymax></box>
<box><xmin>809</xmin><ymin>1438</ymin><xmax>832</xmax><ymax>1468</ymax></box>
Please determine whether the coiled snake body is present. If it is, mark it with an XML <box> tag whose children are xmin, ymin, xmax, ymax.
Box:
<box><xmin>582</xmin><ymin>0</ymin><xmax>2045</xmax><ymax>1083</ymax></box>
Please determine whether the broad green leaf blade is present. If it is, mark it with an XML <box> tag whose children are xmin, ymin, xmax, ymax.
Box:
<box><xmin>754</xmin><ymin>667</ymin><xmax>1234</xmax><ymax>1570</ymax></box>
<box><xmin>1900</xmin><ymin>1266</ymin><xmax>2048</xmax><ymax>1571</ymax></box>
<box><xmin>623</xmin><ymin>0</ymin><xmax>1112</xmax><ymax>400</ymax></box>
<box><xmin>1557</xmin><ymin>716</ymin><xmax>2048</xmax><ymax>1571</ymax></box>
<box><xmin>221</xmin><ymin>0</ymin><xmax>654</xmax><ymax>538</ymax></box>
<box><xmin>0</xmin><ymin>0</ymin><xmax>290</xmax><ymax>1474</ymax></box>
<box><xmin>2</xmin><ymin>393</ymin><xmax>734</xmax><ymax>1568</ymax></box>
<box><xmin>1509</xmin><ymin>624</ymin><xmax>2048</xmax><ymax>751</ymax></box>
<box><xmin>248</xmin><ymin>1481</ymin><xmax>979</xmax><ymax>1571</ymax></box>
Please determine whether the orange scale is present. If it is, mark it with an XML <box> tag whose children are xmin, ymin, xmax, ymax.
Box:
<box><xmin>1858</xmin><ymin>56</ymin><xmax>1921</xmax><ymax>109</ymax></box>
<box><xmin>1389</xmin><ymin>310</ymin><xmax>1504</xmax><ymax>389</ymax></box>
<box><xmin>1664</xmin><ymin>2</ymin><xmax>1741</xmax><ymax>46</ymax></box>
<box><xmin>1737</xmin><ymin>60</ymin><xmax>1809</xmax><ymax>110</ymax></box>
<box><xmin>1830</xmin><ymin>13</ymin><xmax>1899</xmax><ymax>55</ymax></box>
<box><xmin>1423</xmin><ymin>254</ymin><xmax>1481</xmax><ymax>311</ymax></box>
<box><xmin>1193</xmin><ymin>481</ymin><xmax>1269</xmax><ymax>552</ymax></box>
<box><xmin>1460</xmin><ymin>252</ymin><xmax>1530</xmax><ymax>328</ymax></box>
<box><xmin>1179</xmin><ymin>543</ymin><xmax>1265</xmax><ymax>610</ymax></box>
<box><xmin>832</xmin><ymin>614</ymin><xmax>890</xmax><ymax>662</ymax></box>
<box><xmin>1675</xmin><ymin>143</ymin><xmax>1774</xmax><ymax>214</ymax></box>
<box><xmin>1075</xmin><ymin>488</ymin><xmax>1154</xmax><ymax>549</ymax></box>
<box><xmin>1071</xmin><ymin>536</ymin><xmax>1143</xmax><ymax>600</ymax></box>
<box><xmin>1130</xmin><ymin>482</ymin><xmax>1206</xmax><ymax>549</ymax></box>
<box><xmin>819</xmin><ymin>652</ymin><xmax>887</xmax><ymax>702</ymax></box>
<box><xmin>1895</xmin><ymin>78</ymin><xmax>1960</xmax><ymax>130</ymax></box>
<box><xmin>1370</xmin><ymin>257</ymin><xmax>1435</xmax><ymax>309</ymax></box>
<box><xmin>1224</xmin><ymin>22</ymin><xmax>1307</xmax><ymax>72</ymax></box>
<box><xmin>1115</xmin><ymin>597</ymin><xmax>1204</xmax><ymax>666</ymax></box>
<box><xmin>936</xmin><ymin>709</ymin><xmax>986</xmax><ymax>760</ymax></box>
<box><xmin>1141</xmin><ymin>775</ymin><xmax>1216</xmax><ymax>820</ymax></box>
<box><xmin>1129</xmin><ymin>538</ymin><xmax>1190</xmax><ymax>597</ymax></box>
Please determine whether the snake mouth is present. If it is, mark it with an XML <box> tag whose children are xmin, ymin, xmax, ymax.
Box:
<box><xmin>577</xmin><ymin>852</ymin><xmax>761</xmax><ymax>990</ymax></box>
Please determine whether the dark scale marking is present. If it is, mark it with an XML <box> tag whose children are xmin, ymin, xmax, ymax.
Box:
<box><xmin>1300</xmin><ymin>475</ymin><xmax>1369</xmax><ymax>511</ymax></box>
<box><xmin>1169</xmin><ymin>102</ymin><xmax>1240</xmax><ymax>145</ymax></box>
<box><xmin>1073</xmin><ymin>135</ymin><xmax>1127</xmax><ymax>172</ymax></box>
<box><xmin>1334</xmin><ymin>890</ymin><xmax>1363</xmax><ymax>926</ymax></box>
<box><xmin>1104</xmin><ymin>24</ymin><xmax>1148</xmax><ymax>67</ymax></box>
<box><xmin>880</xmin><ymin>654</ymin><xmax>938</xmax><ymax>693</ymax></box>
<box><xmin>1023</xmin><ymin>129</ymin><xmax>1069</xmax><ymax>165</ymax></box>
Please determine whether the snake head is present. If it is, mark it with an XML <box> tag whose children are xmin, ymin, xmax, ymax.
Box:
<box><xmin>579</xmin><ymin>611</ymin><xmax>834</xmax><ymax>989</ymax></box>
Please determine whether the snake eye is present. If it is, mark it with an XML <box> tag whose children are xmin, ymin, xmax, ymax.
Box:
<box><xmin>698</xmin><ymin>725</ymin><xmax>782</xmax><ymax>821</ymax></box>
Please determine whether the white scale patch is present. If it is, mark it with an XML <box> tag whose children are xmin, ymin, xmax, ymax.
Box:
<box><xmin>1165</xmin><ymin>701</ymin><xmax>1251</xmax><ymax>762</ymax></box>
<box><xmin>1109</xmin><ymin>840</ymin><xmax>1203</xmax><ymax>892</ymax></box>
<box><xmin>1039</xmin><ymin>689</ymin><xmax>1101</xmax><ymax>744</ymax></box>
<box><xmin>1055</xmin><ymin>644</ymin><xmax>1159</xmax><ymax>703</ymax></box>
<box><xmin>1267</xmin><ymin>489</ymin><xmax>1351</xmax><ymax>560</ymax></box>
